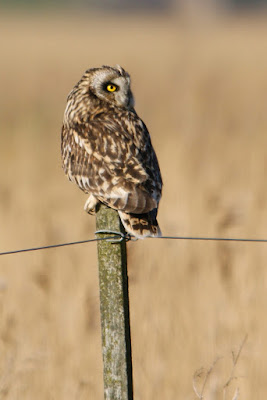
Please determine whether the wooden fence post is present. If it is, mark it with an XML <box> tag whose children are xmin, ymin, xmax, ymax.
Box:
<box><xmin>95</xmin><ymin>203</ymin><xmax>133</xmax><ymax>400</ymax></box>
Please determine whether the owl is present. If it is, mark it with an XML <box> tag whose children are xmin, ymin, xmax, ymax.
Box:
<box><xmin>61</xmin><ymin>65</ymin><xmax>162</xmax><ymax>238</ymax></box>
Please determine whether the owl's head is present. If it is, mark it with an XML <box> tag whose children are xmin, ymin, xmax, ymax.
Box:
<box><xmin>79</xmin><ymin>65</ymin><xmax>135</xmax><ymax>109</ymax></box>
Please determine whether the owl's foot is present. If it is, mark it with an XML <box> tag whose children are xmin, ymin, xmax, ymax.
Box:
<box><xmin>84</xmin><ymin>195</ymin><xmax>98</xmax><ymax>215</ymax></box>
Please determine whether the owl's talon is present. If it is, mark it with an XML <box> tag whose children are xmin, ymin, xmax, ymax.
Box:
<box><xmin>86</xmin><ymin>208</ymin><xmax>96</xmax><ymax>215</ymax></box>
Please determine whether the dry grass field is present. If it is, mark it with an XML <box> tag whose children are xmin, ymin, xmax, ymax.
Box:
<box><xmin>1</xmin><ymin>10</ymin><xmax>267</xmax><ymax>399</ymax></box>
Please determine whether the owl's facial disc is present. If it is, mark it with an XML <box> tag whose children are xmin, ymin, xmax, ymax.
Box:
<box><xmin>90</xmin><ymin>69</ymin><xmax>134</xmax><ymax>109</ymax></box>
<box><xmin>108</xmin><ymin>76</ymin><xmax>134</xmax><ymax>108</ymax></box>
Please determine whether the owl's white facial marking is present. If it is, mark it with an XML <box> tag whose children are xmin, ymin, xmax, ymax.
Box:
<box><xmin>110</xmin><ymin>76</ymin><xmax>134</xmax><ymax>108</ymax></box>
<box><xmin>90</xmin><ymin>67</ymin><xmax>134</xmax><ymax>109</ymax></box>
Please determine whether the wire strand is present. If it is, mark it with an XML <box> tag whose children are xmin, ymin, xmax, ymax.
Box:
<box><xmin>1</xmin><ymin>234</ymin><xmax>267</xmax><ymax>257</ymax></box>
<box><xmin>156</xmin><ymin>235</ymin><xmax>267</xmax><ymax>243</ymax></box>
<box><xmin>0</xmin><ymin>236</ymin><xmax>118</xmax><ymax>256</ymax></box>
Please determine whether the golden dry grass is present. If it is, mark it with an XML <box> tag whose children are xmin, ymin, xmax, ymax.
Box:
<box><xmin>1</xmin><ymin>10</ymin><xmax>267</xmax><ymax>399</ymax></box>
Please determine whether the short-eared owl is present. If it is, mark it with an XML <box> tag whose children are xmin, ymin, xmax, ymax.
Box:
<box><xmin>61</xmin><ymin>65</ymin><xmax>162</xmax><ymax>238</ymax></box>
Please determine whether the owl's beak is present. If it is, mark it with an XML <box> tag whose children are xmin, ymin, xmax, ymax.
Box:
<box><xmin>127</xmin><ymin>90</ymin><xmax>135</xmax><ymax>108</ymax></box>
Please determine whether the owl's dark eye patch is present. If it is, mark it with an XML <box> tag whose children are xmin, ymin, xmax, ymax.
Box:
<box><xmin>104</xmin><ymin>83</ymin><xmax>119</xmax><ymax>93</ymax></box>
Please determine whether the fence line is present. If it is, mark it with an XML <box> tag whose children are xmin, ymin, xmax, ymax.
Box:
<box><xmin>1</xmin><ymin>233</ymin><xmax>267</xmax><ymax>257</ymax></box>
<box><xmin>0</xmin><ymin>236</ymin><xmax>116</xmax><ymax>256</ymax></box>
<box><xmin>158</xmin><ymin>235</ymin><xmax>267</xmax><ymax>242</ymax></box>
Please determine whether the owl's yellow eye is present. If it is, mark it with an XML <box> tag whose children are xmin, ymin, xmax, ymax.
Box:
<box><xmin>106</xmin><ymin>84</ymin><xmax>117</xmax><ymax>92</ymax></box>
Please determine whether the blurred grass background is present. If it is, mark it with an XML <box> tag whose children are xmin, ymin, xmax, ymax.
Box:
<box><xmin>1</xmin><ymin>2</ymin><xmax>267</xmax><ymax>399</ymax></box>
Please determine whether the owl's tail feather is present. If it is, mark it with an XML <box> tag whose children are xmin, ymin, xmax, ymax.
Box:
<box><xmin>118</xmin><ymin>209</ymin><xmax>161</xmax><ymax>239</ymax></box>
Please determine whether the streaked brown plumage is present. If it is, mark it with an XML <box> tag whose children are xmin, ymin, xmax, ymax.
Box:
<box><xmin>61</xmin><ymin>65</ymin><xmax>162</xmax><ymax>238</ymax></box>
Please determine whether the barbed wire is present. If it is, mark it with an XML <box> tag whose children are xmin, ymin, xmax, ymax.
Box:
<box><xmin>1</xmin><ymin>232</ymin><xmax>267</xmax><ymax>257</ymax></box>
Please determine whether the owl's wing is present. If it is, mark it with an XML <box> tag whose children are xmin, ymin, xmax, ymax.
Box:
<box><xmin>61</xmin><ymin>113</ymin><xmax>162</xmax><ymax>214</ymax></box>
